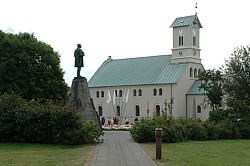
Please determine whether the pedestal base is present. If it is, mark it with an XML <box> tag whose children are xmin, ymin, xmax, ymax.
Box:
<box><xmin>67</xmin><ymin>77</ymin><xmax>100</xmax><ymax>126</ymax></box>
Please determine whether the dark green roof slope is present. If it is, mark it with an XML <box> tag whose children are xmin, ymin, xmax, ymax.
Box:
<box><xmin>187</xmin><ymin>80</ymin><xmax>206</xmax><ymax>95</ymax></box>
<box><xmin>89</xmin><ymin>55</ymin><xmax>188</xmax><ymax>87</ymax></box>
<box><xmin>170</xmin><ymin>15</ymin><xmax>202</xmax><ymax>28</ymax></box>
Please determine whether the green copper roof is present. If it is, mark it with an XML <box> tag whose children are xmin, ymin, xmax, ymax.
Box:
<box><xmin>187</xmin><ymin>80</ymin><xmax>206</xmax><ymax>95</ymax></box>
<box><xmin>170</xmin><ymin>15</ymin><xmax>202</xmax><ymax>28</ymax></box>
<box><xmin>89</xmin><ymin>55</ymin><xmax>188</xmax><ymax>87</ymax></box>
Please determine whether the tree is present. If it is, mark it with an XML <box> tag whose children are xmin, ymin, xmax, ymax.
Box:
<box><xmin>0</xmin><ymin>30</ymin><xmax>67</xmax><ymax>101</ymax></box>
<box><xmin>222</xmin><ymin>46</ymin><xmax>250</xmax><ymax>123</ymax></box>
<box><xmin>198</xmin><ymin>69</ymin><xmax>224</xmax><ymax>110</ymax></box>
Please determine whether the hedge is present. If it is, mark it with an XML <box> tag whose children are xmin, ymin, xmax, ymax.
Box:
<box><xmin>0</xmin><ymin>94</ymin><xmax>102</xmax><ymax>145</ymax></box>
<box><xmin>130</xmin><ymin>115</ymin><xmax>250</xmax><ymax>143</ymax></box>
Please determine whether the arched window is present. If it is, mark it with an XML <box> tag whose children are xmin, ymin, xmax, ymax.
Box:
<box><xmin>194</xmin><ymin>68</ymin><xmax>197</xmax><ymax>78</ymax></box>
<box><xmin>139</xmin><ymin>89</ymin><xmax>142</xmax><ymax>96</ymax></box>
<box><xmin>98</xmin><ymin>106</ymin><xmax>103</xmax><ymax>116</ymax></box>
<box><xmin>197</xmin><ymin>105</ymin><xmax>202</xmax><ymax>113</ymax></box>
<box><xmin>153</xmin><ymin>89</ymin><xmax>157</xmax><ymax>96</ymax></box>
<box><xmin>101</xmin><ymin>91</ymin><xmax>104</xmax><ymax>97</ymax></box>
<box><xmin>135</xmin><ymin>105</ymin><xmax>140</xmax><ymax>116</ymax></box>
<box><xmin>133</xmin><ymin>89</ymin><xmax>137</xmax><ymax>96</ymax></box>
<box><xmin>159</xmin><ymin>88</ymin><xmax>162</xmax><ymax>96</ymax></box>
<box><xmin>119</xmin><ymin>90</ymin><xmax>123</xmax><ymax>97</ymax></box>
<box><xmin>156</xmin><ymin>105</ymin><xmax>160</xmax><ymax>116</ymax></box>
<box><xmin>116</xmin><ymin>106</ymin><xmax>120</xmax><ymax>116</ymax></box>
<box><xmin>190</xmin><ymin>68</ymin><xmax>193</xmax><ymax>77</ymax></box>
<box><xmin>96</xmin><ymin>91</ymin><xmax>99</xmax><ymax>98</ymax></box>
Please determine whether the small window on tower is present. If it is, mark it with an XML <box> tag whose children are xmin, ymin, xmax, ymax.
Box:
<box><xmin>190</xmin><ymin>68</ymin><xmax>193</xmax><ymax>77</ymax></box>
<box><xmin>193</xmin><ymin>36</ymin><xmax>196</xmax><ymax>46</ymax></box>
<box><xmin>194</xmin><ymin>68</ymin><xmax>197</xmax><ymax>78</ymax></box>
<box><xmin>179</xmin><ymin>36</ymin><xmax>184</xmax><ymax>46</ymax></box>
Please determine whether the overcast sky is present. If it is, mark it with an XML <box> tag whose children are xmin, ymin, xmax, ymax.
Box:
<box><xmin>1</xmin><ymin>0</ymin><xmax>250</xmax><ymax>85</ymax></box>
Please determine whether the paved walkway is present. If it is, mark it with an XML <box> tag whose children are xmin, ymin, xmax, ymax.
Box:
<box><xmin>90</xmin><ymin>131</ymin><xmax>157</xmax><ymax>166</ymax></box>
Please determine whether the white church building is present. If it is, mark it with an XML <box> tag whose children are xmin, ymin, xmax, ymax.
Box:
<box><xmin>88</xmin><ymin>14</ymin><xmax>211</xmax><ymax>123</ymax></box>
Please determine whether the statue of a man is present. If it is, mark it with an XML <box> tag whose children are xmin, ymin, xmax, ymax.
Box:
<box><xmin>74</xmin><ymin>44</ymin><xmax>85</xmax><ymax>77</ymax></box>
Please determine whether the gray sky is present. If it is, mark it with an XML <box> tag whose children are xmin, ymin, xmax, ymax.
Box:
<box><xmin>1</xmin><ymin>0</ymin><xmax>250</xmax><ymax>85</ymax></box>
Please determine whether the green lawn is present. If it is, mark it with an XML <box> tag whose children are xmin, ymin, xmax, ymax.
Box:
<box><xmin>141</xmin><ymin>140</ymin><xmax>250</xmax><ymax>166</ymax></box>
<box><xmin>0</xmin><ymin>143</ymin><xmax>94</xmax><ymax>166</ymax></box>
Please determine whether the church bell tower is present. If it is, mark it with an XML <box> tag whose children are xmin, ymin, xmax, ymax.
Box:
<box><xmin>170</xmin><ymin>14</ymin><xmax>202</xmax><ymax>64</ymax></box>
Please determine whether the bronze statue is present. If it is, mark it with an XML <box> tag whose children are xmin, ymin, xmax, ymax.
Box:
<box><xmin>74</xmin><ymin>44</ymin><xmax>85</xmax><ymax>77</ymax></box>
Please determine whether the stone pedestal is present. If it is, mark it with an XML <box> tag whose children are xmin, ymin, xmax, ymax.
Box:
<box><xmin>67</xmin><ymin>77</ymin><xmax>100</xmax><ymax>126</ymax></box>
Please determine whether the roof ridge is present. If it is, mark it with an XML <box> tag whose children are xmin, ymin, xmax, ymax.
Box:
<box><xmin>175</xmin><ymin>15</ymin><xmax>196</xmax><ymax>19</ymax></box>
<box><xmin>108</xmin><ymin>54</ymin><xmax>172</xmax><ymax>61</ymax></box>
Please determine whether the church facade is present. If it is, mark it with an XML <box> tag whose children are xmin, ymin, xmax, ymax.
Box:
<box><xmin>88</xmin><ymin>14</ymin><xmax>211</xmax><ymax>123</ymax></box>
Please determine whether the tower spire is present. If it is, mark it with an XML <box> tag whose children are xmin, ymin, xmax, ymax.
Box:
<box><xmin>195</xmin><ymin>2</ymin><xmax>198</xmax><ymax>15</ymax></box>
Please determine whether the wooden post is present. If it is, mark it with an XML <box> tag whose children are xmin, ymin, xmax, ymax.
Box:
<box><xmin>155</xmin><ymin>128</ymin><xmax>163</xmax><ymax>160</ymax></box>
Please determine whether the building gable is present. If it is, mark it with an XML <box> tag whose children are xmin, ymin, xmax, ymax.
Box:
<box><xmin>170</xmin><ymin>15</ymin><xmax>202</xmax><ymax>28</ymax></box>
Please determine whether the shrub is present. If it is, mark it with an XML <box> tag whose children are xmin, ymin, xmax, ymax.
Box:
<box><xmin>162</xmin><ymin>124</ymin><xmax>179</xmax><ymax>143</ymax></box>
<box><xmin>204</xmin><ymin>121</ymin><xmax>221</xmax><ymax>140</ymax></box>
<box><xmin>239</xmin><ymin>125</ymin><xmax>250</xmax><ymax>139</ymax></box>
<box><xmin>178</xmin><ymin>118</ymin><xmax>207</xmax><ymax>141</ymax></box>
<box><xmin>209</xmin><ymin>109</ymin><xmax>229</xmax><ymax>122</ymax></box>
<box><xmin>0</xmin><ymin>94</ymin><xmax>102</xmax><ymax>145</ymax></box>
<box><xmin>217</xmin><ymin>120</ymin><xmax>241</xmax><ymax>139</ymax></box>
<box><xmin>130</xmin><ymin>119</ymin><xmax>155</xmax><ymax>143</ymax></box>
<box><xmin>130</xmin><ymin>112</ymin><xmax>245</xmax><ymax>143</ymax></box>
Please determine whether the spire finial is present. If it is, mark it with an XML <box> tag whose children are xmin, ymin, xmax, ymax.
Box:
<box><xmin>195</xmin><ymin>2</ymin><xmax>198</xmax><ymax>15</ymax></box>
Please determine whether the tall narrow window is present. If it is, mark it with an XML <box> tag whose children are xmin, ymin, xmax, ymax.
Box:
<box><xmin>135</xmin><ymin>105</ymin><xmax>140</xmax><ymax>116</ymax></box>
<box><xmin>194</xmin><ymin>68</ymin><xmax>197</xmax><ymax>78</ymax></box>
<box><xmin>139</xmin><ymin>89</ymin><xmax>142</xmax><ymax>96</ymax></box>
<box><xmin>159</xmin><ymin>88</ymin><xmax>162</xmax><ymax>96</ymax></box>
<box><xmin>190</xmin><ymin>68</ymin><xmax>193</xmax><ymax>78</ymax></box>
<box><xmin>133</xmin><ymin>89</ymin><xmax>137</xmax><ymax>96</ymax></box>
<box><xmin>193</xmin><ymin>36</ymin><xmax>196</xmax><ymax>46</ymax></box>
<box><xmin>179</xmin><ymin>36</ymin><xmax>184</xmax><ymax>46</ymax></box>
<box><xmin>119</xmin><ymin>90</ymin><xmax>123</xmax><ymax>97</ymax></box>
<box><xmin>197</xmin><ymin>105</ymin><xmax>201</xmax><ymax>113</ymax></box>
<box><xmin>116</xmin><ymin>106</ymin><xmax>120</xmax><ymax>116</ymax></box>
<box><xmin>115</xmin><ymin>90</ymin><xmax>118</xmax><ymax>97</ymax></box>
<box><xmin>96</xmin><ymin>91</ymin><xmax>99</xmax><ymax>98</ymax></box>
<box><xmin>153</xmin><ymin>89</ymin><xmax>157</xmax><ymax>96</ymax></box>
<box><xmin>101</xmin><ymin>91</ymin><xmax>104</xmax><ymax>97</ymax></box>
<box><xmin>156</xmin><ymin>105</ymin><xmax>160</xmax><ymax>116</ymax></box>
<box><xmin>98</xmin><ymin>106</ymin><xmax>103</xmax><ymax>116</ymax></box>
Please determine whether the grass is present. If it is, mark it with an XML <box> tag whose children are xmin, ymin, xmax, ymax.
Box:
<box><xmin>0</xmin><ymin>143</ymin><xmax>95</xmax><ymax>166</ymax></box>
<box><xmin>141</xmin><ymin>140</ymin><xmax>250</xmax><ymax>166</ymax></box>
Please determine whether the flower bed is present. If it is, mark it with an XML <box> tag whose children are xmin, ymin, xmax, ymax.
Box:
<box><xmin>102</xmin><ymin>124</ymin><xmax>133</xmax><ymax>131</ymax></box>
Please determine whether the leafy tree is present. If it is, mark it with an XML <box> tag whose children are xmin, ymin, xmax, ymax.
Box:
<box><xmin>162</xmin><ymin>98</ymin><xmax>174</xmax><ymax>118</ymax></box>
<box><xmin>198</xmin><ymin>69</ymin><xmax>224</xmax><ymax>110</ymax></box>
<box><xmin>0</xmin><ymin>30</ymin><xmax>67</xmax><ymax>101</ymax></box>
<box><xmin>222</xmin><ymin>46</ymin><xmax>250</xmax><ymax>124</ymax></box>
